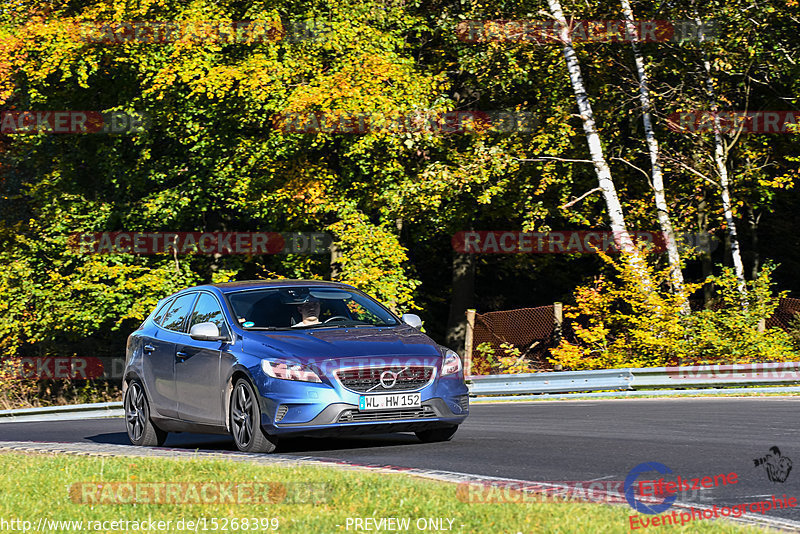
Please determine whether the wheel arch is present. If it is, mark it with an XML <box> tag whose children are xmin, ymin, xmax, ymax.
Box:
<box><xmin>122</xmin><ymin>371</ymin><xmax>145</xmax><ymax>400</ymax></box>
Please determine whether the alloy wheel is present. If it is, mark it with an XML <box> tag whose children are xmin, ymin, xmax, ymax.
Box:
<box><xmin>231</xmin><ymin>382</ymin><xmax>254</xmax><ymax>447</ymax></box>
<box><xmin>125</xmin><ymin>382</ymin><xmax>146</xmax><ymax>442</ymax></box>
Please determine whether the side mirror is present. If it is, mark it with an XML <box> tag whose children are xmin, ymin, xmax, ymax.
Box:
<box><xmin>401</xmin><ymin>313</ymin><xmax>423</xmax><ymax>329</ymax></box>
<box><xmin>189</xmin><ymin>322</ymin><xmax>228</xmax><ymax>342</ymax></box>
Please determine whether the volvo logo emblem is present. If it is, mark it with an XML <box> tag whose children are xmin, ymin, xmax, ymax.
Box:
<box><xmin>379</xmin><ymin>371</ymin><xmax>398</xmax><ymax>389</ymax></box>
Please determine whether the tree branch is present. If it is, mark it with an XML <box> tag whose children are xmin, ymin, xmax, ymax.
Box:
<box><xmin>611</xmin><ymin>156</ymin><xmax>652</xmax><ymax>187</ymax></box>
<box><xmin>513</xmin><ymin>156</ymin><xmax>595</xmax><ymax>164</ymax></box>
<box><xmin>662</xmin><ymin>155</ymin><xmax>720</xmax><ymax>188</ymax></box>
<box><xmin>560</xmin><ymin>187</ymin><xmax>603</xmax><ymax>209</ymax></box>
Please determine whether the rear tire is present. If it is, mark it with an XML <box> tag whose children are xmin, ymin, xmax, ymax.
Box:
<box><xmin>124</xmin><ymin>380</ymin><xmax>167</xmax><ymax>447</ymax></box>
<box><xmin>230</xmin><ymin>378</ymin><xmax>278</xmax><ymax>453</ymax></box>
<box><xmin>416</xmin><ymin>425</ymin><xmax>459</xmax><ymax>443</ymax></box>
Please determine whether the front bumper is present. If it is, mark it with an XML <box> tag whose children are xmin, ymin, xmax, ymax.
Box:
<box><xmin>267</xmin><ymin>398</ymin><xmax>466</xmax><ymax>437</ymax></box>
<box><xmin>253</xmin><ymin>368</ymin><xmax>469</xmax><ymax>437</ymax></box>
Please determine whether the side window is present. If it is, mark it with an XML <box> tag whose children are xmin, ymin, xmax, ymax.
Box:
<box><xmin>188</xmin><ymin>293</ymin><xmax>230</xmax><ymax>338</ymax></box>
<box><xmin>153</xmin><ymin>298</ymin><xmax>174</xmax><ymax>326</ymax></box>
<box><xmin>160</xmin><ymin>294</ymin><xmax>197</xmax><ymax>332</ymax></box>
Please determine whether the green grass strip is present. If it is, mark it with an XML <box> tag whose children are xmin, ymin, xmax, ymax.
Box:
<box><xmin>0</xmin><ymin>452</ymin><xmax>776</xmax><ymax>533</ymax></box>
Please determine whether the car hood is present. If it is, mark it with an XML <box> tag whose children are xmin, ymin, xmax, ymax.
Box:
<box><xmin>241</xmin><ymin>325</ymin><xmax>443</xmax><ymax>367</ymax></box>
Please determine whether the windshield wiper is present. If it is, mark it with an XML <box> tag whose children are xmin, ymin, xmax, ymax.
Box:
<box><xmin>299</xmin><ymin>322</ymin><xmax>374</xmax><ymax>329</ymax></box>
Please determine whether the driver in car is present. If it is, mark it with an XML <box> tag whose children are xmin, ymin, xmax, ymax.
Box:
<box><xmin>293</xmin><ymin>298</ymin><xmax>321</xmax><ymax>327</ymax></box>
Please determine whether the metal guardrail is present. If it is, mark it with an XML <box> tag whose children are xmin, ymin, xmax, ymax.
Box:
<box><xmin>469</xmin><ymin>369</ymin><xmax>633</xmax><ymax>395</ymax></box>
<box><xmin>632</xmin><ymin>362</ymin><xmax>800</xmax><ymax>388</ymax></box>
<box><xmin>0</xmin><ymin>402</ymin><xmax>123</xmax><ymax>423</ymax></box>
<box><xmin>3</xmin><ymin>362</ymin><xmax>799</xmax><ymax>422</ymax></box>
<box><xmin>468</xmin><ymin>362</ymin><xmax>800</xmax><ymax>397</ymax></box>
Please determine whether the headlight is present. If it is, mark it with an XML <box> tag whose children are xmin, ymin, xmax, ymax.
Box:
<box><xmin>261</xmin><ymin>358</ymin><xmax>322</xmax><ymax>383</ymax></box>
<box><xmin>441</xmin><ymin>349</ymin><xmax>462</xmax><ymax>376</ymax></box>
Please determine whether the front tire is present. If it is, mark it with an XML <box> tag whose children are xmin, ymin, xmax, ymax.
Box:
<box><xmin>416</xmin><ymin>425</ymin><xmax>459</xmax><ymax>443</ymax></box>
<box><xmin>124</xmin><ymin>380</ymin><xmax>167</xmax><ymax>447</ymax></box>
<box><xmin>230</xmin><ymin>378</ymin><xmax>278</xmax><ymax>453</ymax></box>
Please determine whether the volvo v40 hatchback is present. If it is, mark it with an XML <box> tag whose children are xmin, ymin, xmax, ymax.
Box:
<box><xmin>123</xmin><ymin>280</ymin><xmax>469</xmax><ymax>452</ymax></box>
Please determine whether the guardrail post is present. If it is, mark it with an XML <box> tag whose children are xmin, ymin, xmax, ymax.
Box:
<box><xmin>464</xmin><ymin>309</ymin><xmax>476</xmax><ymax>376</ymax></box>
<box><xmin>553</xmin><ymin>302</ymin><xmax>564</xmax><ymax>370</ymax></box>
<box><xmin>553</xmin><ymin>302</ymin><xmax>563</xmax><ymax>344</ymax></box>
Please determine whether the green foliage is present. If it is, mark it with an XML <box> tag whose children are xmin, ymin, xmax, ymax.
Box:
<box><xmin>549</xmin><ymin>250</ymin><xmax>698</xmax><ymax>369</ymax></box>
<box><xmin>0</xmin><ymin>220</ymin><xmax>199</xmax><ymax>357</ymax></box>
<box><xmin>680</xmin><ymin>264</ymin><xmax>797</xmax><ymax>364</ymax></box>
<box><xmin>786</xmin><ymin>313</ymin><xmax>800</xmax><ymax>351</ymax></box>
<box><xmin>328</xmin><ymin>209</ymin><xmax>419</xmax><ymax>313</ymax></box>
<box><xmin>472</xmin><ymin>342</ymin><xmax>497</xmax><ymax>375</ymax></box>
<box><xmin>473</xmin><ymin>341</ymin><xmax>537</xmax><ymax>375</ymax></box>
<box><xmin>550</xmin><ymin>254</ymin><xmax>797</xmax><ymax>370</ymax></box>
<box><xmin>0</xmin><ymin>0</ymin><xmax>799</xmax><ymax>397</ymax></box>
<box><xmin>495</xmin><ymin>342</ymin><xmax>538</xmax><ymax>374</ymax></box>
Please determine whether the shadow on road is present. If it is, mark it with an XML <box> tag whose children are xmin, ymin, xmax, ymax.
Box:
<box><xmin>86</xmin><ymin>432</ymin><xmax>236</xmax><ymax>450</ymax></box>
<box><xmin>86</xmin><ymin>431</ymin><xmax>423</xmax><ymax>454</ymax></box>
<box><xmin>277</xmin><ymin>434</ymin><xmax>421</xmax><ymax>453</ymax></box>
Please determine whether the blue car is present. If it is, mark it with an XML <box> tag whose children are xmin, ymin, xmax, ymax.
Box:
<box><xmin>123</xmin><ymin>280</ymin><xmax>469</xmax><ymax>452</ymax></box>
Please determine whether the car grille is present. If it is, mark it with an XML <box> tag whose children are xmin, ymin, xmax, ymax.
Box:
<box><xmin>335</xmin><ymin>365</ymin><xmax>435</xmax><ymax>393</ymax></box>
<box><xmin>337</xmin><ymin>405</ymin><xmax>436</xmax><ymax>423</ymax></box>
<box><xmin>458</xmin><ymin>395</ymin><xmax>469</xmax><ymax>411</ymax></box>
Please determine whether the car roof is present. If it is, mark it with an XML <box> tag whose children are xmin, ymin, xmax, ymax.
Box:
<box><xmin>185</xmin><ymin>280</ymin><xmax>358</xmax><ymax>295</ymax></box>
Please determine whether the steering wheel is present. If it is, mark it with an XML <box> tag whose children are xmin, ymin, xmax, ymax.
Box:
<box><xmin>324</xmin><ymin>315</ymin><xmax>350</xmax><ymax>323</ymax></box>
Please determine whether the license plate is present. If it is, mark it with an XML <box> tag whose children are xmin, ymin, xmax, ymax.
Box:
<box><xmin>359</xmin><ymin>393</ymin><xmax>421</xmax><ymax>411</ymax></box>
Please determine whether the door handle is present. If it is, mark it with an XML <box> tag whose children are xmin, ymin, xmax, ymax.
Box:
<box><xmin>143</xmin><ymin>344</ymin><xmax>155</xmax><ymax>353</ymax></box>
<box><xmin>176</xmin><ymin>351</ymin><xmax>188</xmax><ymax>362</ymax></box>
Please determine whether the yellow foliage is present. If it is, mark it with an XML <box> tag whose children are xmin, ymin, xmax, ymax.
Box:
<box><xmin>550</xmin><ymin>251</ymin><xmax>798</xmax><ymax>370</ymax></box>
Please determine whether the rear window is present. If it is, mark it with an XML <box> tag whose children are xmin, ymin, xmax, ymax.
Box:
<box><xmin>160</xmin><ymin>293</ymin><xmax>198</xmax><ymax>332</ymax></box>
<box><xmin>152</xmin><ymin>297</ymin><xmax>174</xmax><ymax>326</ymax></box>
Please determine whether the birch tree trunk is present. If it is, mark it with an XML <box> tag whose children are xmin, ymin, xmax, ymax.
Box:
<box><xmin>620</xmin><ymin>0</ymin><xmax>686</xmax><ymax>304</ymax></box>
<box><xmin>696</xmin><ymin>17</ymin><xmax>748</xmax><ymax>299</ymax></box>
<box><xmin>546</xmin><ymin>0</ymin><xmax>649</xmax><ymax>280</ymax></box>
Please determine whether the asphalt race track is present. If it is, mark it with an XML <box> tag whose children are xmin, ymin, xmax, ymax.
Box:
<box><xmin>2</xmin><ymin>398</ymin><xmax>799</xmax><ymax>524</ymax></box>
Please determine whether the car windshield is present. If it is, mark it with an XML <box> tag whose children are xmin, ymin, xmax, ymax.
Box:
<box><xmin>226</xmin><ymin>287</ymin><xmax>400</xmax><ymax>329</ymax></box>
